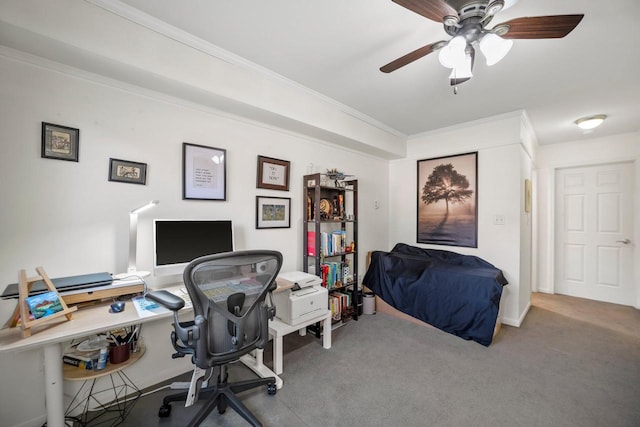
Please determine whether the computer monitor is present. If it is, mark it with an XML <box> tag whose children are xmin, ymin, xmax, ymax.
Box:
<box><xmin>153</xmin><ymin>219</ymin><xmax>235</xmax><ymax>276</ymax></box>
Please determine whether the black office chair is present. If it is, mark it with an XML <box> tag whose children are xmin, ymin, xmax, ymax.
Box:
<box><xmin>146</xmin><ymin>250</ymin><xmax>282</xmax><ymax>427</ymax></box>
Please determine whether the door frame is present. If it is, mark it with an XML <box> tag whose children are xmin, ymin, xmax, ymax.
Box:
<box><xmin>546</xmin><ymin>157</ymin><xmax>640</xmax><ymax>309</ymax></box>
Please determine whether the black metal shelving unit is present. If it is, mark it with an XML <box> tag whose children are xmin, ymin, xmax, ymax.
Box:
<box><xmin>303</xmin><ymin>173</ymin><xmax>359</xmax><ymax>329</ymax></box>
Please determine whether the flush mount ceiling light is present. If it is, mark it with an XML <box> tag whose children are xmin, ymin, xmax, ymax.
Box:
<box><xmin>575</xmin><ymin>114</ymin><xmax>607</xmax><ymax>130</ymax></box>
<box><xmin>380</xmin><ymin>0</ymin><xmax>584</xmax><ymax>89</ymax></box>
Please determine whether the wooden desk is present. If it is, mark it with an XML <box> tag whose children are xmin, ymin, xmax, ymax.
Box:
<box><xmin>0</xmin><ymin>283</ymin><xmax>281</xmax><ymax>427</ymax></box>
<box><xmin>0</xmin><ymin>290</ymin><xmax>165</xmax><ymax>427</ymax></box>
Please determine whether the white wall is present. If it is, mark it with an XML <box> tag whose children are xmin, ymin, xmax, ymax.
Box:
<box><xmin>0</xmin><ymin>0</ymin><xmax>406</xmax><ymax>159</ymax></box>
<box><xmin>0</xmin><ymin>52</ymin><xmax>390</xmax><ymax>426</ymax></box>
<box><xmin>535</xmin><ymin>132</ymin><xmax>640</xmax><ymax>308</ymax></box>
<box><xmin>388</xmin><ymin>112</ymin><xmax>534</xmax><ymax>326</ymax></box>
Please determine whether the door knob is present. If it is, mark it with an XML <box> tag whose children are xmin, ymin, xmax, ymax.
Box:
<box><xmin>616</xmin><ymin>238</ymin><xmax>631</xmax><ymax>244</ymax></box>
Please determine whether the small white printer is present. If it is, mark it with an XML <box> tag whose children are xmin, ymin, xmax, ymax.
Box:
<box><xmin>272</xmin><ymin>271</ymin><xmax>327</xmax><ymax>325</ymax></box>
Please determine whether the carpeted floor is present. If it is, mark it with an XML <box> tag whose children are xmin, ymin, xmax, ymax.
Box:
<box><xmin>108</xmin><ymin>293</ymin><xmax>640</xmax><ymax>426</ymax></box>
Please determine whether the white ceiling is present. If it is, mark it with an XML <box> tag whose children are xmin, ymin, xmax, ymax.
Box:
<box><xmin>117</xmin><ymin>0</ymin><xmax>640</xmax><ymax>145</ymax></box>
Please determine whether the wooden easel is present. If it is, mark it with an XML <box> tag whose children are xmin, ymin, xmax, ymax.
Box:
<box><xmin>6</xmin><ymin>267</ymin><xmax>77</xmax><ymax>337</ymax></box>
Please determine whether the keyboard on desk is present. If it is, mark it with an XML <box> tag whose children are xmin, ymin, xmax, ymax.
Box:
<box><xmin>169</xmin><ymin>279</ymin><xmax>262</xmax><ymax>307</ymax></box>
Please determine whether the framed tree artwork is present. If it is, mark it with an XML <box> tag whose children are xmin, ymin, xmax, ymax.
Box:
<box><xmin>417</xmin><ymin>152</ymin><xmax>477</xmax><ymax>247</ymax></box>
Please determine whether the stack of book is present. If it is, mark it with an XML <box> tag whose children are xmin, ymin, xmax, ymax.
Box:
<box><xmin>329</xmin><ymin>291</ymin><xmax>352</xmax><ymax>322</ymax></box>
<box><xmin>308</xmin><ymin>230</ymin><xmax>348</xmax><ymax>257</ymax></box>
<box><xmin>63</xmin><ymin>344</ymin><xmax>101</xmax><ymax>370</ymax></box>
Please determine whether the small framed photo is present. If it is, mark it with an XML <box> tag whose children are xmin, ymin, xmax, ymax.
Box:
<box><xmin>256</xmin><ymin>155</ymin><xmax>290</xmax><ymax>191</ymax></box>
<box><xmin>41</xmin><ymin>122</ymin><xmax>79</xmax><ymax>162</ymax></box>
<box><xmin>256</xmin><ymin>196</ymin><xmax>291</xmax><ymax>229</ymax></box>
<box><xmin>183</xmin><ymin>142</ymin><xmax>227</xmax><ymax>201</ymax></box>
<box><xmin>108</xmin><ymin>158</ymin><xmax>147</xmax><ymax>185</ymax></box>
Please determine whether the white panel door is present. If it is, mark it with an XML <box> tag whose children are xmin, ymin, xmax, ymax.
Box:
<box><xmin>555</xmin><ymin>162</ymin><xmax>634</xmax><ymax>305</ymax></box>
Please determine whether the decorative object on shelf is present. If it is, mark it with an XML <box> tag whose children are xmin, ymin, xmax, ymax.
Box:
<box><xmin>319</xmin><ymin>198</ymin><xmax>332</xmax><ymax>219</ymax></box>
<box><xmin>325</xmin><ymin>168</ymin><xmax>354</xmax><ymax>187</ymax></box>
<box><xmin>257</xmin><ymin>155</ymin><xmax>290</xmax><ymax>191</ymax></box>
<box><xmin>417</xmin><ymin>152</ymin><xmax>477</xmax><ymax>248</ymax></box>
<box><xmin>182</xmin><ymin>142</ymin><xmax>226</xmax><ymax>200</ymax></box>
<box><xmin>108</xmin><ymin>158</ymin><xmax>147</xmax><ymax>185</ymax></box>
<box><xmin>41</xmin><ymin>122</ymin><xmax>79</xmax><ymax>162</ymax></box>
<box><xmin>256</xmin><ymin>196</ymin><xmax>291</xmax><ymax>229</ymax></box>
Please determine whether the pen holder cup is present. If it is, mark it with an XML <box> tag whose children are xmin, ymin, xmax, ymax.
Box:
<box><xmin>109</xmin><ymin>343</ymin><xmax>130</xmax><ymax>364</ymax></box>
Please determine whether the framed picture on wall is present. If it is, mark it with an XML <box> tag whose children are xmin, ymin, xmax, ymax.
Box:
<box><xmin>256</xmin><ymin>196</ymin><xmax>291</xmax><ymax>229</ymax></box>
<box><xmin>108</xmin><ymin>158</ymin><xmax>147</xmax><ymax>185</ymax></box>
<box><xmin>256</xmin><ymin>155</ymin><xmax>290</xmax><ymax>191</ymax></box>
<box><xmin>41</xmin><ymin>122</ymin><xmax>79</xmax><ymax>162</ymax></box>
<box><xmin>182</xmin><ymin>142</ymin><xmax>227</xmax><ymax>200</ymax></box>
<box><xmin>417</xmin><ymin>151</ymin><xmax>478</xmax><ymax>248</ymax></box>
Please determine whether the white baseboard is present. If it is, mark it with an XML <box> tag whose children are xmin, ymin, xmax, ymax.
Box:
<box><xmin>501</xmin><ymin>301</ymin><xmax>531</xmax><ymax>327</ymax></box>
<box><xmin>14</xmin><ymin>415</ymin><xmax>46</xmax><ymax>427</ymax></box>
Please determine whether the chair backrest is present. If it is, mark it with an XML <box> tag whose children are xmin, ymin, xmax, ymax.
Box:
<box><xmin>182</xmin><ymin>250</ymin><xmax>282</xmax><ymax>367</ymax></box>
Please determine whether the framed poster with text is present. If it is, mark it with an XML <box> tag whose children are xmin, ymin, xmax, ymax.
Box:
<box><xmin>256</xmin><ymin>155</ymin><xmax>290</xmax><ymax>191</ymax></box>
<box><xmin>183</xmin><ymin>142</ymin><xmax>226</xmax><ymax>201</ymax></box>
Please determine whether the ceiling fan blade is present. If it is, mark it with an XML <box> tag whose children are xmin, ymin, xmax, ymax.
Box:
<box><xmin>496</xmin><ymin>15</ymin><xmax>584</xmax><ymax>39</ymax></box>
<box><xmin>380</xmin><ymin>41</ymin><xmax>445</xmax><ymax>73</ymax></box>
<box><xmin>392</xmin><ymin>0</ymin><xmax>457</xmax><ymax>23</ymax></box>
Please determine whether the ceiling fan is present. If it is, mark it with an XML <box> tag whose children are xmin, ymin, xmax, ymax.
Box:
<box><xmin>380</xmin><ymin>0</ymin><xmax>584</xmax><ymax>87</ymax></box>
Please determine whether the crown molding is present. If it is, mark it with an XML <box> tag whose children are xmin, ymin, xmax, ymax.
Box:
<box><xmin>84</xmin><ymin>0</ymin><xmax>404</xmax><ymax>139</ymax></box>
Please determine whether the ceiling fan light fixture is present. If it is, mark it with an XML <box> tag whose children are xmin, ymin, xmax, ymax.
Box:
<box><xmin>575</xmin><ymin>115</ymin><xmax>607</xmax><ymax>130</ymax></box>
<box><xmin>438</xmin><ymin>36</ymin><xmax>467</xmax><ymax>69</ymax></box>
<box><xmin>449</xmin><ymin>52</ymin><xmax>473</xmax><ymax>80</ymax></box>
<box><xmin>480</xmin><ymin>33</ymin><xmax>513</xmax><ymax>66</ymax></box>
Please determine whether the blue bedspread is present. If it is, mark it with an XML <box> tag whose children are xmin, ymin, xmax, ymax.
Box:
<box><xmin>362</xmin><ymin>243</ymin><xmax>508</xmax><ymax>346</ymax></box>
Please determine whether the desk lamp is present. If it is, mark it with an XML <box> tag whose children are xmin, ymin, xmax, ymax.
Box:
<box><xmin>114</xmin><ymin>200</ymin><xmax>159</xmax><ymax>279</ymax></box>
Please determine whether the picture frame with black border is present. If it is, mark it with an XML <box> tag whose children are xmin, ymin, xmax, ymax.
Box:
<box><xmin>183</xmin><ymin>142</ymin><xmax>227</xmax><ymax>201</ymax></box>
<box><xmin>256</xmin><ymin>155</ymin><xmax>290</xmax><ymax>191</ymax></box>
<box><xmin>256</xmin><ymin>196</ymin><xmax>291</xmax><ymax>229</ymax></box>
<box><xmin>41</xmin><ymin>122</ymin><xmax>79</xmax><ymax>162</ymax></box>
<box><xmin>417</xmin><ymin>151</ymin><xmax>478</xmax><ymax>248</ymax></box>
<box><xmin>108</xmin><ymin>158</ymin><xmax>147</xmax><ymax>185</ymax></box>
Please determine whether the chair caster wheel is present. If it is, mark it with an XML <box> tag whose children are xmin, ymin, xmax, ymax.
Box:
<box><xmin>158</xmin><ymin>404</ymin><xmax>172</xmax><ymax>417</ymax></box>
<box><xmin>267</xmin><ymin>383</ymin><xmax>277</xmax><ymax>395</ymax></box>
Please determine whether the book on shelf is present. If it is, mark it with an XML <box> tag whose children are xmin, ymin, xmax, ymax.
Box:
<box><xmin>307</xmin><ymin>231</ymin><xmax>316</xmax><ymax>256</ymax></box>
<box><xmin>320</xmin><ymin>261</ymin><xmax>353</xmax><ymax>290</ymax></box>
<box><xmin>62</xmin><ymin>355</ymin><xmax>94</xmax><ymax>370</ymax></box>
<box><xmin>63</xmin><ymin>346</ymin><xmax>99</xmax><ymax>370</ymax></box>
<box><xmin>329</xmin><ymin>295</ymin><xmax>341</xmax><ymax>321</ymax></box>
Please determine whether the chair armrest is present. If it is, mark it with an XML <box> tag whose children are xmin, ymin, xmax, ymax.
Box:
<box><xmin>146</xmin><ymin>290</ymin><xmax>185</xmax><ymax>311</ymax></box>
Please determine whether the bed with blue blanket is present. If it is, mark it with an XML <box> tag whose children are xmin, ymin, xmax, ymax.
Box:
<box><xmin>362</xmin><ymin>243</ymin><xmax>508</xmax><ymax>346</ymax></box>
